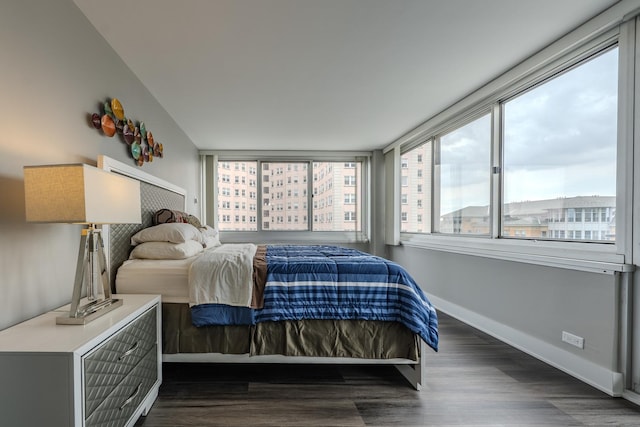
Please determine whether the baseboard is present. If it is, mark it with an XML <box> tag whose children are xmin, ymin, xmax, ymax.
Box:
<box><xmin>430</xmin><ymin>295</ymin><xmax>623</xmax><ymax>397</ymax></box>
<box><xmin>622</xmin><ymin>390</ymin><xmax>640</xmax><ymax>405</ymax></box>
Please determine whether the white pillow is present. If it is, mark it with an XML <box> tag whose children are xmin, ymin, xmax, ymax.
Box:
<box><xmin>198</xmin><ymin>225</ymin><xmax>221</xmax><ymax>248</ymax></box>
<box><xmin>131</xmin><ymin>223</ymin><xmax>204</xmax><ymax>246</ymax></box>
<box><xmin>201</xmin><ymin>225</ymin><xmax>219</xmax><ymax>238</ymax></box>
<box><xmin>202</xmin><ymin>234</ymin><xmax>221</xmax><ymax>249</ymax></box>
<box><xmin>129</xmin><ymin>240</ymin><xmax>204</xmax><ymax>260</ymax></box>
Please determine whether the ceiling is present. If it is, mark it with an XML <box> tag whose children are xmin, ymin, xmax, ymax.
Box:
<box><xmin>73</xmin><ymin>0</ymin><xmax>617</xmax><ymax>152</ymax></box>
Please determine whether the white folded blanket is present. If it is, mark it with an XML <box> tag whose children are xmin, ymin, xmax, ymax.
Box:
<box><xmin>188</xmin><ymin>243</ymin><xmax>257</xmax><ymax>307</ymax></box>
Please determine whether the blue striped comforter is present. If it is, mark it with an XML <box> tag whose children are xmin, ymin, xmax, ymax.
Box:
<box><xmin>255</xmin><ymin>245</ymin><xmax>439</xmax><ymax>352</ymax></box>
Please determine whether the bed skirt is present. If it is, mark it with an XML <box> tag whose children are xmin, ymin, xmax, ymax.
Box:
<box><xmin>162</xmin><ymin>303</ymin><xmax>420</xmax><ymax>361</ymax></box>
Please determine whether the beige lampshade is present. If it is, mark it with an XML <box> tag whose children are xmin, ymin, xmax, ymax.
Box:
<box><xmin>24</xmin><ymin>164</ymin><xmax>141</xmax><ymax>224</ymax></box>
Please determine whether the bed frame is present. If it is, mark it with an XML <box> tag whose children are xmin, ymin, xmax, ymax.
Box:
<box><xmin>98</xmin><ymin>155</ymin><xmax>427</xmax><ymax>390</ymax></box>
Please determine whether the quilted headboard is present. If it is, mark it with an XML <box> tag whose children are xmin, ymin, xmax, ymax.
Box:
<box><xmin>98</xmin><ymin>156</ymin><xmax>187</xmax><ymax>291</ymax></box>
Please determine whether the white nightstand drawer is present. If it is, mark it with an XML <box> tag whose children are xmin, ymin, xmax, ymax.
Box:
<box><xmin>85</xmin><ymin>345</ymin><xmax>158</xmax><ymax>427</ymax></box>
<box><xmin>84</xmin><ymin>306</ymin><xmax>157</xmax><ymax>417</ymax></box>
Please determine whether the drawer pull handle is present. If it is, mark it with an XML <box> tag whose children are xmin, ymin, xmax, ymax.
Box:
<box><xmin>118</xmin><ymin>341</ymin><xmax>139</xmax><ymax>361</ymax></box>
<box><xmin>119</xmin><ymin>382</ymin><xmax>142</xmax><ymax>411</ymax></box>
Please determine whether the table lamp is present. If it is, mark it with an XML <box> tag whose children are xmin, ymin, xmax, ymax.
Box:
<box><xmin>23</xmin><ymin>163</ymin><xmax>141</xmax><ymax>325</ymax></box>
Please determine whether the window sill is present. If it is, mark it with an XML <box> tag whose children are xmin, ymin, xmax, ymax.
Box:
<box><xmin>399</xmin><ymin>233</ymin><xmax>633</xmax><ymax>275</ymax></box>
<box><xmin>220</xmin><ymin>230</ymin><xmax>368</xmax><ymax>245</ymax></box>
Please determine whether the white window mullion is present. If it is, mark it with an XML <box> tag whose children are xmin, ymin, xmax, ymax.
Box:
<box><xmin>256</xmin><ymin>160</ymin><xmax>263</xmax><ymax>232</ymax></box>
<box><xmin>621</xmin><ymin>18</ymin><xmax>637</xmax><ymax>263</ymax></box>
<box><xmin>491</xmin><ymin>103</ymin><xmax>502</xmax><ymax>239</ymax></box>
<box><xmin>432</xmin><ymin>138</ymin><xmax>442</xmax><ymax>233</ymax></box>
<box><xmin>307</xmin><ymin>160</ymin><xmax>313</xmax><ymax>231</ymax></box>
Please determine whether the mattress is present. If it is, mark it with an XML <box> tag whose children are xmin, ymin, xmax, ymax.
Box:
<box><xmin>115</xmin><ymin>258</ymin><xmax>195</xmax><ymax>303</ymax></box>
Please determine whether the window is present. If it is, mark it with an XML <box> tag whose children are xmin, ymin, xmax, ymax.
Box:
<box><xmin>345</xmin><ymin>194</ymin><xmax>356</xmax><ymax>204</ymax></box>
<box><xmin>216</xmin><ymin>159</ymin><xmax>363</xmax><ymax>233</ymax></box>
<box><xmin>503</xmin><ymin>48</ymin><xmax>617</xmax><ymax>242</ymax></box>
<box><xmin>401</xmin><ymin>141</ymin><xmax>432</xmax><ymax>233</ymax></box>
<box><xmin>437</xmin><ymin>113</ymin><xmax>491</xmax><ymax>235</ymax></box>
<box><xmin>585</xmin><ymin>208</ymin><xmax>594</xmax><ymax>222</ymax></box>
<box><xmin>260</xmin><ymin>162</ymin><xmax>308</xmax><ymax>231</ymax></box>
<box><xmin>313</xmin><ymin>162</ymin><xmax>362</xmax><ymax>231</ymax></box>
<box><xmin>216</xmin><ymin>161</ymin><xmax>259</xmax><ymax>231</ymax></box>
<box><xmin>397</xmin><ymin>45</ymin><xmax>619</xmax><ymax>249</ymax></box>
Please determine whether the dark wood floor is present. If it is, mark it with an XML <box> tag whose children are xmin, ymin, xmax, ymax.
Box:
<box><xmin>136</xmin><ymin>313</ymin><xmax>640</xmax><ymax>426</ymax></box>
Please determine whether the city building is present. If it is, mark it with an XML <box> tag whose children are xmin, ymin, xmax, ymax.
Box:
<box><xmin>217</xmin><ymin>161</ymin><xmax>361</xmax><ymax>232</ymax></box>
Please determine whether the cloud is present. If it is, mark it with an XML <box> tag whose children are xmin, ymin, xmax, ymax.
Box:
<box><xmin>503</xmin><ymin>48</ymin><xmax>618</xmax><ymax>170</ymax></box>
<box><xmin>438</xmin><ymin>47</ymin><xmax>618</xmax><ymax>208</ymax></box>
<box><xmin>440</xmin><ymin>113</ymin><xmax>491</xmax><ymax>180</ymax></box>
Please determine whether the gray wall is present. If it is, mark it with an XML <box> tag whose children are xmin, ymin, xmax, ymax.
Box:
<box><xmin>0</xmin><ymin>0</ymin><xmax>200</xmax><ymax>329</ymax></box>
<box><xmin>370</xmin><ymin>150</ymin><xmax>387</xmax><ymax>258</ymax></box>
<box><xmin>387</xmin><ymin>244</ymin><xmax>621</xmax><ymax>392</ymax></box>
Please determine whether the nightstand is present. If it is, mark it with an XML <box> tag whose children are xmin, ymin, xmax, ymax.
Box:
<box><xmin>0</xmin><ymin>294</ymin><xmax>161</xmax><ymax>427</ymax></box>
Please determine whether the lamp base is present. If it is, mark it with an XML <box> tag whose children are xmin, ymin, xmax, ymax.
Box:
<box><xmin>56</xmin><ymin>298</ymin><xmax>123</xmax><ymax>325</ymax></box>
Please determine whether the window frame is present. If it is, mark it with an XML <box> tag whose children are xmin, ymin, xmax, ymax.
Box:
<box><xmin>204</xmin><ymin>152</ymin><xmax>371</xmax><ymax>244</ymax></box>
<box><xmin>387</xmin><ymin>24</ymin><xmax>633</xmax><ymax>274</ymax></box>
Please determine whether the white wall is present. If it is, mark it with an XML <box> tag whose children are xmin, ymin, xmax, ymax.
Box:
<box><xmin>0</xmin><ymin>0</ymin><xmax>200</xmax><ymax>329</ymax></box>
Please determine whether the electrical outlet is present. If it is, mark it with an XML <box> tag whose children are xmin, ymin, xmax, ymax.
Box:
<box><xmin>562</xmin><ymin>331</ymin><xmax>584</xmax><ymax>349</ymax></box>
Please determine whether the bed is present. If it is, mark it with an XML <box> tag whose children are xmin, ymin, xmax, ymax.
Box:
<box><xmin>99</xmin><ymin>155</ymin><xmax>438</xmax><ymax>390</ymax></box>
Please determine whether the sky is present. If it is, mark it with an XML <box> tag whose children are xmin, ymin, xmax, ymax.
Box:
<box><xmin>439</xmin><ymin>47</ymin><xmax>618</xmax><ymax>215</ymax></box>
